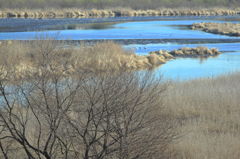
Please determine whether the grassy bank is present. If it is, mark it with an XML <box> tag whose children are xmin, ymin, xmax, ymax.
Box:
<box><xmin>0</xmin><ymin>8</ymin><xmax>240</xmax><ymax>18</ymax></box>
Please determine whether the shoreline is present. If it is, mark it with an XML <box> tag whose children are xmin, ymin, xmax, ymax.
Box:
<box><xmin>0</xmin><ymin>8</ymin><xmax>240</xmax><ymax>19</ymax></box>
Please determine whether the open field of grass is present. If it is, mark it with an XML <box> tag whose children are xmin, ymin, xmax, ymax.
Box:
<box><xmin>0</xmin><ymin>8</ymin><xmax>240</xmax><ymax>18</ymax></box>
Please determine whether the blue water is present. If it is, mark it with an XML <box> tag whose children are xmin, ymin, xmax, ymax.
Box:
<box><xmin>125</xmin><ymin>43</ymin><xmax>240</xmax><ymax>54</ymax></box>
<box><xmin>0</xmin><ymin>16</ymin><xmax>240</xmax><ymax>80</ymax></box>
<box><xmin>154</xmin><ymin>52</ymin><xmax>240</xmax><ymax>80</ymax></box>
<box><xmin>124</xmin><ymin>43</ymin><xmax>240</xmax><ymax>80</ymax></box>
<box><xmin>1</xmin><ymin>19</ymin><xmax>240</xmax><ymax>40</ymax></box>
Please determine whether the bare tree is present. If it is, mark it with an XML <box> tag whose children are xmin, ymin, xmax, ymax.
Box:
<box><xmin>63</xmin><ymin>71</ymin><xmax>176</xmax><ymax>159</ymax></box>
<box><xmin>0</xmin><ymin>40</ymin><xmax>83</xmax><ymax>159</ymax></box>
<box><xmin>0</xmin><ymin>40</ymin><xmax>177</xmax><ymax>159</ymax></box>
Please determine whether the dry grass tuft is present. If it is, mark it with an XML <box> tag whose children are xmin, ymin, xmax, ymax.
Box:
<box><xmin>150</xmin><ymin>46</ymin><xmax>221</xmax><ymax>62</ymax></box>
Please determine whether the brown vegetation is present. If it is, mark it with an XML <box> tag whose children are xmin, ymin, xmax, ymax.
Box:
<box><xmin>0</xmin><ymin>41</ymin><xmax>159</xmax><ymax>80</ymax></box>
<box><xmin>0</xmin><ymin>41</ymin><xmax>222</xmax><ymax>80</ymax></box>
<box><xmin>191</xmin><ymin>22</ymin><xmax>240</xmax><ymax>36</ymax></box>
<box><xmin>0</xmin><ymin>39</ymin><xmax>240</xmax><ymax>159</ymax></box>
<box><xmin>165</xmin><ymin>73</ymin><xmax>240</xmax><ymax>159</ymax></box>
<box><xmin>0</xmin><ymin>8</ymin><xmax>240</xmax><ymax>18</ymax></box>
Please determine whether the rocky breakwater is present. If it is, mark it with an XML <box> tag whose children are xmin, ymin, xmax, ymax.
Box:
<box><xmin>191</xmin><ymin>22</ymin><xmax>240</xmax><ymax>37</ymax></box>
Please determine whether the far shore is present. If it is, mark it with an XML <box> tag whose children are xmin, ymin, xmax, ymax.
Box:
<box><xmin>0</xmin><ymin>8</ymin><xmax>240</xmax><ymax>19</ymax></box>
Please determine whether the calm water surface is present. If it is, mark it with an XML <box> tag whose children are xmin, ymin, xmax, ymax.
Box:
<box><xmin>154</xmin><ymin>52</ymin><xmax>240</xmax><ymax>80</ymax></box>
<box><xmin>1</xmin><ymin>18</ymin><xmax>240</xmax><ymax>40</ymax></box>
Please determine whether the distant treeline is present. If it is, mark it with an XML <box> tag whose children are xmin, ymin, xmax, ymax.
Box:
<box><xmin>0</xmin><ymin>0</ymin><xmax>239</xmax><ymax>9</ymax></box>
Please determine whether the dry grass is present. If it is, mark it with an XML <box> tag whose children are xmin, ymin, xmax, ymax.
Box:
<box><xmin>0</xmin><ymin>41</ymin><xmax>224</xmax><ymax>80</ymax></box>
<box><xmin>192</xmin><ymin>22</ymin><xmax>240</xmax><ymax>36</ymax></box>
<box><xmin>150</xmin><ymin>46</ymin><xmax>221</xmax><ymax>62</ymax></box>
<box><xmin>0</xmin><ymin>8</ymin><xmax>239</xmax><ymax>18</ymax></box>
<box><xmin>0</xmin><ymin>41</ymin><xmax>164</xmax><ymax>80</ymax></box>
<box><xmin>164</xmin><ymin>73</ymin><xmax>240</xmax><ymax>159</ymax></box>
<box><xmin>72</xmin><ymin>41</ymin><xmax>156</xmax><ymax>71</ymax></box>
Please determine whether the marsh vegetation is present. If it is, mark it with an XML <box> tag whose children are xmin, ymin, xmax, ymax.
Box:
<box><xmin>0</xmin><ymin>41</ymin><xmax>222</xmax><ymax>77</ymax></box>
<box><xmin>165</xmin><ymin>73</ymin><xmax>240</xmax><ymax>159</ymax></box>
<box><xmin>0</xmin><ymin>40</ymin><xmax>239</xmax><ymax>159</ymax></box>
<box><xmin>1</xmin><ymin>0</ymin><xmax>240</xmax><ymax>157</ymax></box>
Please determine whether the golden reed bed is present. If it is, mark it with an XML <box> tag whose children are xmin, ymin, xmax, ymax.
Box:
<box><xmin>0</xmin><ymin>8</ymin><xmax>240</xmax><ymax>18</ymax></box>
